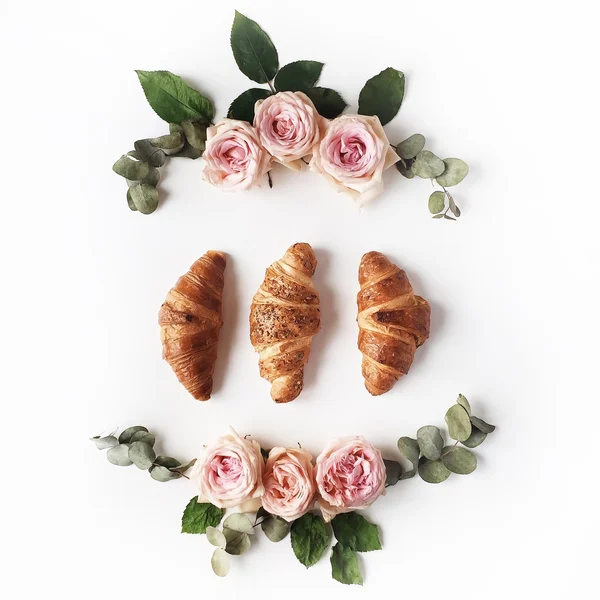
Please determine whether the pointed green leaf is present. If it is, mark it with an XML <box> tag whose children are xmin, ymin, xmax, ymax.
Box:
<box><xmin>358</xmin><ymin>67</ymin><xmax>405</xmax><ymax>125</ymax></box>
<box><xmin>228</xmin><ymin>88</ymin><xmax>272</xmax><ymax>123</ymax></box>
<box><xmin>223</xmin><ymin>528</ymin><xmax>251</xmax><ymax>555</ymax></box>
<box><xmin>417</xmin><ymin>425</ymin><xmax>444</xmax><ymax>461</ymax></box>
<box><xmin>173</xmin><ymin>458</ymin><xmax>197</xmax><ymax>473</ymax></box>
<box><xmin>211</xmin><ymin>548</ymin><xmax>230</xmax><ymax>577</ymax></box>
<box><xmin>305</xmin><ymin>87</ymin><xmax>347</xmax><ymax>119</ymax></box>
<box><xmin>470</xmin><ymin>416</ymin><xmax>496</xmax><ymax>433</ymax></box>
<box><xmin>107</xmin><ymin>444</ymin><xmax>133</xmax><ymax>466</ymax></box>
<box><xmin>397</xmin><ymin>134</ymin><xmax>426</xmax><ymax>159</ymax></box>
<box><xmin>181</xmin><ymin>497</ymin><xmax>224</xmax><ymax>534</ymax></box>
<box><xmin>448</xmin><ymin>194</ymin><xmax>461</xmax><ymax>217</ymax></box>
<box><xmin>154</xmin><ymin>456</ymin><xmax>181</xmax><ymax>469</ymax></box>
<box><xmin>331</xmin><ymin>543</ymin><xmax>363</xmax><ymax>586</ymax></box>
<box><xmin>231</xmin><ymin>11</ymin><xmax>278</xmax><ymax>84</ymax></box>
<box><xmin>441</xmin><ymin>446</ymin><xmax>477</xmax><ymax>474</ymax></box>
<box><xmin>331</xmin><ymin>512</ymin><xmax>381</xmax><ymax>552</ymax></box>
<box><xmin>412</xmin><ymin>150</ymin><xmax>445</xmax><ymax>179</ymax></box>
<box><xmin>418</xmin><ymin>457</ymin><xmax>451</xmax><ymax>483</ymax></box>
<box><xmin>428</xmin><ymin>191</ymin><xmax>445</xmax><ymax>214</ymax></box>
<box><xmin>128</xmin><ymin>183</ymin><xmax>159</xmax><ymax>215</ymax></box>
<box><xmin>118</xmin><ymin>426</ymin><xmax>148</xmax><ymax>444</ymax></box>
<box><xmin>149</xmin><ymin>465</ymin><xmax>181</xmax><ymax>482</ymax></box>
<box><xmin>436</xmin><ymin>158</ymin><xmax>469</xmax><ymax>187</ymax></box>
<box><xmin>457</xmin><ymin>394</ymin><xmax>471</xmax><ymax>415</ymax></box>
<box><xmin>445</xmin><ymin>404</ymin><xmax>472</xmax><ymax>441</ymax></box>
<box><xmin>275</xmin><ymin>60</ymin><xmax>323</xmax><ymax>92</ymax></box>
<box><xmin>291</xmin><ymin>513</ymin><xmax>330</xmax><ymax>568</ymax></box>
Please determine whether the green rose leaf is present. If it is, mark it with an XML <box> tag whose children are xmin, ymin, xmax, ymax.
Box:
<box><xmin>223</xmin><ymin>513</ymin><xmax>255</xmax><ymax>535</ymax></box>
<box><xmin>118</xmin><ymin>426</ymin><xmax>148</xmax><ymax>444</ymax></box>
<box><xmin>113</xmin><ymin>155</ymin><xmax>151</xmax><ymax>181</ymax></box>
<box><xmin>445</xmin><ymin>404</ymin><xmax>473</xmax><ymax>442</ymax></box>
<box><xmin>457</xmin><ymin>394</ymin><xmax>471</xmax><ymax>415</ymax></box>
<box><xmin>418</xmin><ymin>456</ymin><xmax>451</xmax><ymax>483</ymax></box>
<box><xmin>331</xmin><ymin>512</ymin><xmax>381</xmax><ymax>552</ymax></box>
<box><xmin>383</xmin><ymin>459</ymin><xmax>403</xmax><ymax>486</ymax></box>
<box><xmin>128</xmin><ymin>441</ymin><xmax>156</xmax><ymax>470</ymax></box>
<box><xmin>181</xmin><ymin>497</ymin><xmax>225</xmax><ymax>534</ymax></box>
<box><xmin>231</xmin><ymin>11</ymin><xmax>279</xmax><ymax>84</ymax></box>
<box><xmin>228</xmin><ymin>88</ymin><xmax>272</xmax><ymax>123</ymax></box>
<box><xmin>92</xmin><ymin>435</ymin><xmax>118</xmax><ymax>450</ymax></box>
<box><xmin>107</xmin><ymin>444</ymin><xmax>133</xmax><ymax>466</ymax></box>
<box><xmin>211</xmin><ymin>548</ymin><xmax>230</xmax><ymax>577</ymax></box>
<box><xmin>417</xmin><ymin>425</ymin><xmax>444</xmax><ymax>461</ymax></box>
<box><xmin>133</xmin><ymin>139</ymin><xmax>166</xmax><ymax>168</ymax></box>
<box><xmin>181</xmin><ymin>121</ymin><xmax>207</xmax><ymax>152</ymax></box>
<box><xmin>436</xmin><ymin>158</ymin><xmax>469</xmax><ymax>187</ymax></box>
<box><xmin>358</xmin><ymin>67</ymin><xmax>405</xmax><ymax>126</ymax></box>
<box><xmin>461</xmin><ymin>427</ymin><xmax>487</xmax><ymax>448</ymax></box>
<box><xmin>275</xmin><ymin>60</ymin><xmax>324</xmax><ymax>92</ymax></box>
<box><xmin>136</xmin><ymin>70</ymin><xmax>214</xmax><ymax>124</ymax></box>
<box><xmin>441</xmin><ymin>446</ymin><xmax>477</xmax><ymax>474</ymax></box>
<box><xmin>128</xmin><ymin>183</ymin><xmax>159</xmax><ymax>215</ymax></box>
<box><xmin>396</xmin><ymin>158</ymin><xmax>415</xmax><ymax>179</ymax></box>
<box><xmin>412</xmin><ymin>150</ymin><xmax>445</xmax><ymax>179</ymax></box>
<box><xmin>206</xmin><ymin>526</ymin><xmax>227</xmax><ymax>549</ymax></box>
<box><xmin>305</xmin><ymin>87</ymin><xmax>347</xmax><ymax>119</ymax></box>
<box><xmin>149</xmin><ymin>465</ymin><xmax>181</xmax><ymax>482</ymax></box>
<box><xmin>154</xmin><ymin>456</ymin><xmax>181</xmax><ymax>469</ymax></box>
<box><xmin>397</xmin><ymin>134</ymin><xmax>426</xmax><ymax>159</ymax></box>
<box><xmin>470</xmin><ymin>416</ymin><xmax>496</xmax><ymax>434</ymax></box>
<box><xmin>129</xmin><ymin>430</ymin><xmax>155</xmax><ymax>447</ymax></box>
<box><xmin>330</xmin><ymin>543</ymin><xmax>363</xmax><ymax>586</ymax></box>
<box><xmin>428</xmin><ymin>191</ymin><xmax>446</xmax><ymax>214</ymax></box>
<box><xmin>223</xmin><ymin>528</ymin><xmax>251</xmax><ymax>555</ymax></box>
<box><xmin>261</xmin><ymin>516</ymin><xmax>291</xmax><ymax>542</ymax></box>
<box><xmin>291</xmin><ymin>513</ymin><xmax>330</xmax><ymax>568</ymax></box>
<box><xmin>397</xmin><ymin>436</ymin><xmax>419</xmax><ymax>478</ymax></box>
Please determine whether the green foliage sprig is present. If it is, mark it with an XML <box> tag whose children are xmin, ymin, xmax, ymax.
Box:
<box><xmin>90</xmin><ymin>425</ymin><xmax>196</xmax><ymax>482</ymax></box>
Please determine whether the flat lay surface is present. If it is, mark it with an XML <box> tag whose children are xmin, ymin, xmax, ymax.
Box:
<box><xmin>2</xmin><ymin>0</ymin><xmax>597</xmax><ymax>598</ymax></box>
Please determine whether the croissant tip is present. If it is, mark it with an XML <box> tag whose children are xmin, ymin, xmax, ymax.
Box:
<box><xmin>206</xmin><ymin>250</ymin><xmax>227</xmax><ymax>271</ymax></box>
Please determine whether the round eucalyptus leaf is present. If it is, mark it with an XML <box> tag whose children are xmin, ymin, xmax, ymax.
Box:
<box><xmin>261</xmin><ymin>516</ymin><xmax>290</xmax><ymax>542</ymax></box>
<box><xmin>112</xmin><ymin>155</ymin><xmax>151</xmax><ymax>180</ymax></box>
<box><xmin>412</xmin><ymin>150</ymin><xmax>445</xmax><ymax>179</ymax></box>
<box><xmin>126</xmin><ymin>166</ymin><xmax>160</xmax><ymax>189</ymax></box>
<box><xmin>134</xmin><ymin>139</ymin><xmax>166</xmax><ymax>167</ymax></box>
<box><xmin>129</xmin><ymin>431</ymin><xmax>155</xmax><ymax>447</ymax></box>
<box><xmin>418</xmin><ymin>456</ymin><xmax>451</xmax><ymax>483</ymax></box>
<box><xmin>129</xmin><ymin>183</ymin><xmax>159</xmax><ymax>215</ymax></box>
<box><xmin>428</xmin><ymin>191</ymin><xmax>445</xmax><ymax>214</ymax></box>
<box><xmin>397</xmin><ymin>436</ymin><xmax>420</xmax><ymax>468</ymax></box>
<box><xmin>448</xmin><ymin>194</ymin><xmax>461</xmax><ymax>217</ymax></box>
<box><xmin>154</xmin><ymin>456</ymin><xmax>181</xmax><ymax>469</ymax></box>
<box><xmin>118</xmin><ymin>426</ymin><xmax>148</xmax><ymax>444</ymax></box>
<box><xmin>211</xmin><ymin>548</ymin><xmax>230</xmax><ymax>577</ymax></box>
<box><xmin>93</xmin><ymin>435</ymin><xmax>118</xmax><ymax>450</ymax></box>
<box><xmin>436</xmin><ymin>158</ymin><xmax>469</xmax><ymax>187</ymax></box>
<box><xmin>128</xmin><ymin>441</ymin><xmax>156</xmax><ymax>470</ymax></box>
<box><xmin>149</xmin><ymin>465</ymin><xmax>181</xmax><ymax>482</ymax></box>
<box><xmin>470</xmin><ymin>416</ymin><xmax>496</xmax><ymax>434</ymax></box>
<box><xmin>172</xmin><ymin>141</ymin><xmax>203</xmax><ymax>160</ymax></box>
<box><xmin>396</xmin><ymin>162</ymin><xmax>415</xmax><ymax>178</ymax></box>
<box><xmin>126</xmin><ymin>189</ymin><xmax>137</xmax><ymax>211</ymax></box>
<box><xmin>107</xmin><ymin>444</ymin><xmax>133</xmax><ymax>466</ymax></box>
<box><xmin>223</xmin><ymin>513</ymin><xmax>254</xmax><ymax>535</ymax></box>
<box><xmin>417</xmin><ymin>426</ymin><xmax>444</xmax><ymax>461</ymax></box>
<box><xmin>384</xmin><ymin>459</ymin><xmax>403</xmax><ymax>486</ymax></box>
<box><xmin>181</xmin><ymin>121</ymin><xmax>207</xmax><ymax>151</ymax></box>
<box><xmin>173</xmin><ymin>458</ymin><xmax>197</xmax><ymax>473</ymax></box>
<box><xmin>150</xmin><ymin>132</ymin><xmax>185</xmax><ymax>153</ymax></box>
<box><xmin>461</xmin><ymin>427</ymin><xmax>487</xmax><ymax>448</ymax></box>
<box><xmin>397</xmin><ymin>134</ymin><xmax>426</xmax><ymax>159</ymax></box>
<box><xmin>223</xmin><ymin>529</ymin><xmax>251</xmax><ymax>555</ymax></box>
<box><xmin>206</xmin><ymin>526</ymin><xmax>227</xmax><ymax>549</ymax></box>
<box><xmin>445</xmin><ymin>404</ymin><xmax>472</xmax><ymax>442</ymax></box>
<box><xmin>441</xmin><ymin>446</ymin><xmax>477</xmax><ymax>474</ymax></box>
<box><xmin>457</xmin><ymin>394</ymin><xmax>471</xmax><ymax>415</ymax></box>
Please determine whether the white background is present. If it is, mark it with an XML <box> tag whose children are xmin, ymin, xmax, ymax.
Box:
<box><xmin>1</xmin><ymin>1</ymin><xmax>597</xmax><ymax>598</ymax></box>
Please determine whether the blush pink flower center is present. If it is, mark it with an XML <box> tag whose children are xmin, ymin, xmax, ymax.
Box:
<box><xmin>209</xmin><ymin>453</ymin><xmax>244</xmax><ymax>490</ymax></box>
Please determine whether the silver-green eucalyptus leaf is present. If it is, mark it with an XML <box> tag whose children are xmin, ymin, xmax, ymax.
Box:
<box><xmin>418</xmin><ymin>456</ymin><xmax>451</xmax><ymax>483</ymax></box>
<box><xmin>223</xmin><ymin>528</ymin><xmax>251</xmax><ymax>555</ymax></box>
<box><xmin>129</xmin><ymin>183</ymin><xmax>159</xmax><ymax>215</ymax></box>
<box><xmin>445</xmin><ymin>404</ymin><xmax>472</xmax><ymax>442</ymax></box>
<box><xmin>118</xmin><ymin>426</ymin><xmax>148</xmax><ymax>444</ymax></box>
<box><xmin>128</xmin><ymin>441</ymin><xmax>156</xmax><ymax>470</ymax></box>
<box><xmin>457</xmin><ymin>394</ymin><xmax>471</xmax><ymax>415</ymax></box>
<box><xmin>417</xmin><ymin>426</ymin><xmax>444</xmax><ymax>461</ymax></box>
<box><xmin>112</xmin><ymin>155</ymin><xmax>151</xmax><ymax>180</ymax></box>
<box><xmin>126</xmin><ymin>189</ymin><xmax>138</xmax><ymax>211</ymax></box>
<box><xmin>181</xmin><ymin>121</ymin><xmax>207</xmax><ymax>151</ymax></box>
<box><xmin>173</xmin><ymin>458</ymin><xmax>197</xmax><ymax>473</ymax></box>
<box><xmin>149</xmin><ymin>465</ymin><xmax>181</xmax><ymax>482</ymax></box>
<box><xmin>211</xmin><ymin>548</ymin><xmax>230</xmax><ymax>577</ymax></box>
<box><xmin>397</xmin><ymin>436</ymin><xmax>420</xmax><ymax>468</ymax></box>
<box><xmin>261</xmin><ymin>516</ymin><xmax>291</xmax><ymax>542</ymax></box>
<box><xmin>134</xmin><ymin>139</ymin><xmax>166</xmax><ymax>167</ymax></box>
<box><xmin>448</xmin><ymin>194</ymin><xmax>461</xmax><ymax>217</ymax></box>
<box><xmin>436</xmin><ymin>158</ymin><xmax>469</xmax><ymax>187</ymax></box>
<box><xmin>154</xmin><ymin>456</ymin><xmax>181</xmax><ymax>469</ymax></box>
<box><xmin>223</xmin><ymin>513</ymin><xmax>254</xmax><ymax>534</ymax></box>
<box><xmin>150</xmin><ymin>132</ymin><xmax>185</xmax><ymax>153</ymax></box>
<box><xmin>441</xmin><ymin>446</ymin><xmax>477</xmax><ymax>474</ymax></box>
<box><xmin>206</xmin><ymin>526</ymin><xmax>227</xmax><ymax>549</ymax></box>
<box><xmin>428</xmin><ymin>191</ymin><xmax>445</xmax><ymax>214</ymax></box>
<box><xmin>397</xmin><ymin>134</ymin><xmax>426</xmax><ymax>159</ymax></box>
<box><xmin>470</xmin><ymin>416</ymin><xmax>496</xmax><ymax>434</ymax></box>
<box><xmin>92</xmin><ymin>435</ymin><xmax>118</xmax><ymax>450</ymax></box>
<box><xmin>461</xmin><ymin>427</ymin><xmax>487</xmax><ymax>448</ymax></box>
<box><xmin>396</xmin><ymin>159</ymin><xmax>415</xmax><ymax>178</ymax></box>
<box><xmin>126</xmin><ymin>165</ymin><xmax>160</xmax><ymax>188</ymax></box>
<box><xmin>107</xmin><ymin>444</ymin><xmax>133</xmax><ymax>466</ymax></box>
<box><xmin>384</xmin><ymin>459</ymin><xmax>403</xmax><ymax>486</ymax></box>
<box><xmin>412</xmin><ymin>150</ymin><xmax>445</xmax><ymax>179</ymax></box>
<box><xmin>129</xmin><ymin>431</ymin><xmax>155</xmax><ymax>447</ymax></box>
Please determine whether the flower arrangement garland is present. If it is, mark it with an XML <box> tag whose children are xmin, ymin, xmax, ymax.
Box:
<box><xmin>113</xmin><ymin>11</ymin><xmax>469</xmax><ymax>220</ymax></box>
<box><xmin>91</xmin><ymin>394</ymin><xmax>495</xmax><ymax>585</ymax></box>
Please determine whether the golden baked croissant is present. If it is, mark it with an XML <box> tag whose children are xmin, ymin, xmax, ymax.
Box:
<box><xmin>250</xmin><ymin>243</ymin><xmax>321</xmax><ymax>403</ymax></box>
<box><xmin>158</xmin><ymin>251</ymin><xmax>226</xmax><ymax>401</ymax></box>
<box><xmin>357</xmin><ymin>251</ymin><xmax>430</xmax><ymax>395</ymax></box>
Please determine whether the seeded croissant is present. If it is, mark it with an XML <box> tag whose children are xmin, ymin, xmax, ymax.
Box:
<box><xmin>159</xmin><ymin>251</ymin><xmax>226</xmax><ymax>400</ymax></box>
<box><xmin>357</xmin><ymin>251</ymin><xmax>430</xmax><ymax>395</ymax></box>
<box><xmin>250</xmin><ymin>243</ymin><xmax>321</xmax><ymax>403</ymax></box>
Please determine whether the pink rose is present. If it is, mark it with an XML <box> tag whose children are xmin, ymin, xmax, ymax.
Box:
<box><xmin>254</xmin><ymin>92</ymin><xmax>326</xmax><ymax>171</ymax></box>
<box><xmin>315</xmin><ymin>436</ymin><xmax>386</xmax><ymax>522</ymax></box>
<box><xmin>203</xmin><ymin>119</ymin><xmax>271</xmax><ymax>191</ymax></box>
<box><xmin>191</xmin><ymin>429</ymin><xmax>264</xmax><ymax>509</ymax></box>
<box><xmin>309</xmin><ymin>114</ymin><xmax>399</xmax><ymax>206</ymax></box>
<box><xmin>262</xmin><ymin>447</ymin><xmax>316</xmax><ymax>521</ymax></box>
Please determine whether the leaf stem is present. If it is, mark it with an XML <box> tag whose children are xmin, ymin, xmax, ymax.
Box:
<box><xmin>268</xmin><ymin>80</ymin><xmax>276</xmax><ymax>94</ymax></box>
<box><xmin>267</xmin><ymin>172</ymin><xmax>273</xmax><ymax>188</ymax></box>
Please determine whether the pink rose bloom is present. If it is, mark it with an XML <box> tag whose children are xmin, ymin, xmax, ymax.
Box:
<box><xmin>262</xmin><ymin>447</ymin><xmax>316</xmax><ymax>521</ymax></box>
<box><xmin>254</xmin><ymin>91</ymin><xmax>326</xmax><ymax>171</ymax></box>
<box><xmin>315</xmin><ymin>436</ymin><xmax>386</xmax><ymax>522</ymax></box>
<box><xmin>203</xmin><ymin>119</ymin><xmax>271</xmax><ymax>191</ymax></box>
<box><xmin>191</xmin><ymin>428</ymin><xmax>264</xmax><ymax>509</ymax></box>
<box><xmin>310</xmin><ymin>114</ymin><xmax>399</xmax><ymax>206</ymax></box>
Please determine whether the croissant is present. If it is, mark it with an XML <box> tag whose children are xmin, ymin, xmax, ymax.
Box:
<box><xmin>250</xmin><ymin>243</ymin><xmax>321</xmax><ymax>403</ymax></box>
<box><xmin>158</xmin><ymin>251</ymin><xmax>226</xmax><ymax>401</ymax></box>
<box><xmin>357</xmin><ymin>251</ymin><xmax>430</xmax><ymax>395</ymax></box>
